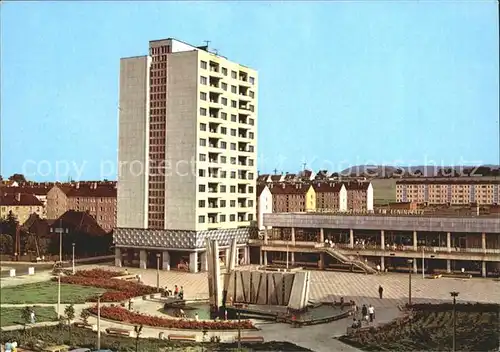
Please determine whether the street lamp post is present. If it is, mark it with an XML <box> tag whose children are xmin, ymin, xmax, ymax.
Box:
<box><xmin>237</xmin><ymin>310</ymin><xmax>242</xmax><ymax>350</ymax></box>
<box><xmin>450</xmin><ymin>291</ymin><xmax>459</xmax><ymax>352</ymax></box>
<box><xmin>72</xmin><ymin>243</ymin><xmax>76</xmax><ymax>274</ymax></box>
<box><xmin>156</xmin><ymin>253</ymin><xmax>161</xmax><ymax>292</ymax></box>
<box><xmin>52</xmin><ymin>220</ymin><xmax>67</xmax><ymax>319</ymax></box>
<box><xmin>407</xmin><ymin>259</ymin><xmax>413</xmax><ymax>306</ymax></box>
<box><xmin>97</xmin><ymin>295</ymin><xmax>102</xmax><ymax>350</ymax></box>
<box><xmin>57</xmin><ymin>273</ymin><xmax>61</xmax><ymax>317</ymax></box>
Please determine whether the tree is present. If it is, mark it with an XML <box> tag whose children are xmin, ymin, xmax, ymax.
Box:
<box><xmin>64</xmin><ymin>304</ymin><xmax>75</xmax><ymax>342</ymax></box>
<box><xmin>21</xmin><ymin>306</ymin><xmax>32</xmax><ymax>340</ymax></box>
<box><xmin>0</xmin><ymin>211</ymin><xmax>19</xmax><ymax>236</ymax></box>
<box><xmin>80</xmin><ymin>308</ymin><xmax>90</xmax><ymax>325</ymax></box>
<box><xmin>134</xmin><ymin>324</ymin><xmax>143</xmax><ymax>352</ymax></box>
<box><xmin>8</xmin><ymin>173</ymin><xmax>27</xmax><ymax>183</ymax></box>
<box><xmin>0</xmin><ymin>234</ymin><xmax>13</xmax><ymax>254</ymax></box>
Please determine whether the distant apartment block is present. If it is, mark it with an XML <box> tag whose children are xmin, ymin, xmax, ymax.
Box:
<box><xmin>0</xmin><ymin>192</ymin><xmax>44</xmax><ymax>224</ymax></box>
<box><xmin>46</xmin><ymin>182</ymin><xmax>117</xmax><ymax>232</ymax></box>
<box><xmin>115</xmin><ymin>38</ymin><xmax>258</xmax><ymax>272</ymax></box>
<box><xmin>396</xmin><ymin>179</ymin><xmax>500</xmax><ymax>205</ymax></box>
<box><xmin>313</xmin><ymin>182</ymin><xmax>347</xmax><ymax>211</ymax></box>
<box><xmin>269</xmin><ymin>183</ymin><xmax>316</xmax><ymax>213</ymax></box>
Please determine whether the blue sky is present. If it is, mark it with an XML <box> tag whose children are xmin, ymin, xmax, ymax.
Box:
<box><xmin>1</xmin><ymin>1</ymin><xmax>498</xmax><ymax>181</ymax></box>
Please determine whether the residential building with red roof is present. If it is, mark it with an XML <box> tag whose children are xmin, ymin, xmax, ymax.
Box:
<box><xmin>313</xmin><ymin>182</ymin><xmax>347</xmax><ymax>211</ymax></box>
<box><xmin>46</xmin><ymin>182</ymin><xmax>117</xmax><ymax>232</ymax></box>
<box><xmin>0</xmin><ymin>192</ymin><xmax>44</xmax><ymax>224</ymax></box>
<box><xmin>269</xmin><ymin>183</ymin><xmax>316</xmax><ymax>213</ymax></box>
<box><xmin>256</xmin><ymin>184</ymin><xmax>272</xmax><ymax>230</ymax></box>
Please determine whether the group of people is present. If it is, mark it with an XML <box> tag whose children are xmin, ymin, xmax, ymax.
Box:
<box><xmin>352</xmin><ymin>303</ymin><xmax>376</xmax><ymax>328</ymax></box>
<box><xmin>165</xmin><ymin>285</ymin><xmax>184</xmax><ymax>299</ymax></box>
<box><xmin>350</xmin><ymin>285</ymin><xmax>384</xmax><ymax>329</ymax></box>
<box><xmin>3</xmin><ymin>340</ymin><xmax>18</xmax><ymax>352</ymax></box>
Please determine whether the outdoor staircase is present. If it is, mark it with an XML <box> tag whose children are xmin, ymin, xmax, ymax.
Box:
<box><xmin>323</xmin><ymin>248</ymin><xmax>377</xmax><ymax>274</ymax></box>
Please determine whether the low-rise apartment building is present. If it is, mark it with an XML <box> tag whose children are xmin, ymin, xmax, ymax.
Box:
<box><xmin>46</xmin><ymin>182</ymin><xmax>117</xmax><ymax>232</ymax></box>
<box><xmin>345</xmin><ymin>181</ymin><xmax>374</xmax><ymax>211</ymax></box>
<box><xmin>256</xmin><ymin>184</ymin><xmax>272</xmax><ymax>230</ymax></box>
<box><xmin>0</xmin><ymin>192</ymin><xmax>44</xmax><ymax>224</ymax></box>
<box><xmin>396</xmin><ymin>179</ymin><xmax>500</xmax><ymax>205</ymax></box>
<box><xmin>313</xmin><ymin>182</ymin><xmax>347</xmax><ymax>211</ymax></box>
<box><xmin>269</xmin><ymin>183</ymin><xmax>316</xmax><ymax>213</ymax></box>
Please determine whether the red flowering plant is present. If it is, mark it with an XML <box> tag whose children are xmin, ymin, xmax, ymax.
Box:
<box><xmin>73</xmin><ymin>268</ymin><xmax>125</xmax><ymax>279</ymax></box>
<box><xmin>51</xmin><ymin>269</ymin><xmax>160</xmax><ymax>302</ymax></box>
<box><xmin>87</xmin><ymin>305</ymin><xmax>255</xmax><ymax>330</ymax></box>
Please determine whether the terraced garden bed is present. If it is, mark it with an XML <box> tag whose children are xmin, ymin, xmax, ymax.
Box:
<box><xmin>52</xmin><ymin>269</ymin><xmax>160</xmax><ymax>302</ymax></box>
<box><xmin>88</xmin><ymin>305</ymin><xmax>255</xmax><ymax>330</ymax></box>
<box><xmin>339</xmin><ymin>303</ymin><xmax>500</xmax><ymax>351</ymax></box>
<box><xmin>0</xmin><ymin>326</ymin><xmax>312</xmax><ymax>351</ymax></box>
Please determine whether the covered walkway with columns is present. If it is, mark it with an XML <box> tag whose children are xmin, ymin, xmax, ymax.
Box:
<box><xmin>259</xmin><ymin>222</ymin><xmax>499</xmax><ymax>277</ymax></box>
<box><xmin>114</xmin><ymin>245</ymin><xmax>251</xmax><ymax>273</ymax></box>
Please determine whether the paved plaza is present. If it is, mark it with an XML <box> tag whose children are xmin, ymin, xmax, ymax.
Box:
<box><xmin>2</xmin><ymin>264</ymin><xmax>499</xmax><ymax>352</ymax></box>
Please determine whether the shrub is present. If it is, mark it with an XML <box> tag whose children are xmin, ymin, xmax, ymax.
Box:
<box><xmin>87</xmin><ymin>305</ymin><xmax>255</xmax><ymax>330</ymax></box>
<box><xmin>52</xmin><ymin>274</ymin><xmax>160</xmax><ymax>302</ymax></box>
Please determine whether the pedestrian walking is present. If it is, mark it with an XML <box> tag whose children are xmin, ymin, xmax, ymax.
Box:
<box><xmin>378</xmin><ymin>285</ymin><xmax>384</xmax><ymax>299</ymax></box>
<box><xmin>174</xmin><ymin>285</ymin><xmax>179</xmax><ymax>298</ymax></box>
<box><xmin>368</xmin><ymin>304</ymin><xmax>375</xmax><ymax>323</ymax></box>
<box><xmin>30</xmin><ymin>309</ymin><xmax>36</xmax><ymax>324</ymax></box>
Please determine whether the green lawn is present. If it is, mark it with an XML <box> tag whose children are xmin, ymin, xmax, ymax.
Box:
<box><xmin>0</xmin><ymin>306</ymin><xmax>58</xmax><ymax>327</ymax></box>
<box><xmin>0</xmin><ymin>281</ymin><xmax>105</xmax><ymax>304</ymax></box>
<box><xmin>371</xmin><ymin>178</ymin><xmax>397</xmax><ymax>205</ymax></box>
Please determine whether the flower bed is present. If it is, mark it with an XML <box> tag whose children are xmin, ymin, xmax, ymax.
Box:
<box><xmin>88</xmin><ymin>305</ymin><xmax>254</xmax><ymax>330</ymax></box>
<box><xmin>73</xmin><ymin>268</ymin><xmax>125</xmax><ymax>279</ymax></box>
<box><xmin>51</xmin><ymin>270</ymin><xmax>159</xmax><ymax>302</ymax></box>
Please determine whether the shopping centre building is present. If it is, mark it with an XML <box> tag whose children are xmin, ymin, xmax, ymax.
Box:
<box><xmin>248</xmin><ymin>212</ymin><xmax>500</xmax><ymax>277</ymax></box>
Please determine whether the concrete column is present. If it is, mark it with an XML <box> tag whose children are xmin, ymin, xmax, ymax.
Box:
<box><xmin>224</xmin><ymin>248</ymin><xmax>231</xmax><ymax>267</ymax></box>
<box><xmin>264</xmin><ymin>227</ymin><xmax>269</xmax><ymax>245</ymax></box>
<box><xmin>114</xmin><ymin>247</ymin><xmax>122</xmax><ymax>267</ymax></box>
<box><xmin>413</xmin><ymin>231</ymin><xmax>418</xmax><ymax>251</ymax></box>
<box><xmin>349</xmin><ymin>229</ymin><xmax>354</xmax><ymax>248</ymax></box>
<box><xmin>482</xmin><ymin>261</ymin><xmax>487</xmax><ymax>278</ymax></box>
<box><xmin>380</xmin><ymin>230</ymin><xmax>385</xmax><ymax>250</ymax></box>
<box><xmin>447</xmin><ymin>232</ymin><xmax>451</xmax><ymax>253</ymax></box>
<box><xmin>259</xmin><ymin>250</ymin><xmax>263</xmax><ymax>265</ymax></box>
<box><xmin>319</xmin><ymin>228</ymin><xmax>324</xmax><ymax>243</ymax></box>
<box><xmin>189</xmin><ymin>251</ymin><xmax>198</xmax><ymax>273</ymax></box>
<box><xmin>482</xmin><ymin>233</ymin><xmax>486</xmax><ymax>251</ymax></box>
<box><xmin>290</xmin><ymin>252</ymin><xmax>295</xmax><ymax>266</ymax></box>
<box><xmin>446</xmin><ymin>259</ymin><xmax>451</xmax><ymax>273</ymax></box>
<box><xmin>291</xmin><ymin>227</ymin><xmax>296</xmax><ymax>245</ymax></box>
<box><xmin>139</xmin><ymin>249</ymin><xmax>147</xmax><ymax>269</ymax></box>
<box><xmin>380</xmin><ymin>256</ymin><xmax>385</xmax><ymax>271</ymax></box>
<box><xmin>162</xmin><ymin>251</ymin><xmax>170</xmax><ymax>271</ymax></box>
<box><xmin>244</xmin><ymin>246</ymin><xmax>250</xmax><ymax>265</ymax></box>
<box><xmin>263</xmin><ymin>250</ymin><xmax>268</xmax><ymax>266</ymax></box>
<box><xmin>200</xmin><ymin>251</ymin><xmax>208</xmax><ymax>271</ymax></box>
<box><xmin>318</xmin><ymin>252</ymin><xmax>325</xmax><ymax>270</ymax></box>
<box><xmin>413</xmin><ymin>259</ymin><xmax>418</xmax><ymax>273</ymax></box>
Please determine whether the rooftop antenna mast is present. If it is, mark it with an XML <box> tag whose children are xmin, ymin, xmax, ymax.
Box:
<box><xmin>302</xmin><ymin>162</ymin><xmax>307</xmax><ymax>171</ymax></box>
<box><xmin>273</xmin><ymin>168</ymin><xmax>278</xmax><ymax>175</ymax></box>
<box><xmin>204</xmin><ymin>40</ymin><xmax>211</xmax><ymax>49</ymax></box>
